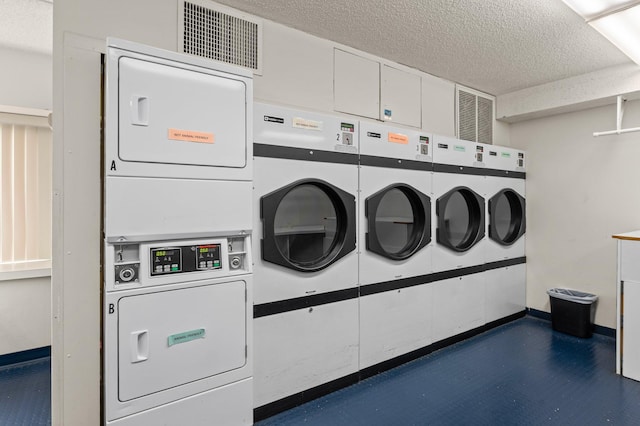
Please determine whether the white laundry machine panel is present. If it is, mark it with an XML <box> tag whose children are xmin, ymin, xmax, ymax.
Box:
<box><xmin>358</xmin><ymin>122</ymin><xmax>433</xmax><ymax>285</ymax></box>
<box><xmin>104</xmin><ymin>39</ymin><xmax>253</xmax><ymax>242</ymax></box>
<box><xmin>358</xmin><ymin>122</ymin><xmax>434</xmax><ymax>369</ymax></box>
<box><xmin>483</xmin><ymin>145</ymin><xmax>527</xmax><ymax>323</ymax></box>
<box><xmin>253</xmin><ymin>103</ymin><xmax>359</xmax><ymax>303</ymax></box>
<box><xmin>104</xmin><ymin>39</ymin><xmax>252</xmax><ymax>181</ymax></box>
<box><xmin>432</xmin><ymin>136</ymin><xmax>487</xmax><ymax>272</ymax></box>
<box><xmin>106</xmin><ymin>380</ymin><xmax>252</xmax><ymax>426</ymax></box>
<box><xmin>253</xmin><ymin>104</ymin><xmax>360</xmax><ymax>413</ymax></box>
<box><xmin>104</xmin><ymin>237</ymin><xmax>253</xmax><ymax>423</ymax></box>
<box><xmin>483</xmin><ymin>145</ymin><xmax>526</xmax><ymax>263</ymax></box>
<box><xmin>253</xmin><ymin>299</ymin><xmax>359</xmax><ymax>408</ymax></box>
<box><xmin>360</xmin><ymin>283</ymin><xmax>434</xmax><ymax>369</ymax></box>
<box><xmin>432</xmin><ymin>272</ymin><xmax>486</xmax><ymax>342</ymax></box>
<box><xmin>484</xmin><ymin>264</ymin><xmax>526</xmax><ymax>323</ymax></box>
<box><xmin>103</xmin><ymin>40</ymin><xmax>253</xmax><ymax>426</ymax></box>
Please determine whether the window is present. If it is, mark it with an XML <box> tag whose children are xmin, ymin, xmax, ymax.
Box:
<box><xmin>0</xmin><ymin>111</ymin><xmax>52</xmax><ymax>272</ymax></box>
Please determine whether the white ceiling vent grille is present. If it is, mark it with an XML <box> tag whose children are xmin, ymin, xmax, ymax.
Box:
<box><xmin>179</xmin><ymin>0</ymin><xmax>262</xmax><ymax>74</ymax></box>
<box><xmin>456</xmin><ymin>85</ymin><xmax>495</xmax><ymax>144</ymax></box>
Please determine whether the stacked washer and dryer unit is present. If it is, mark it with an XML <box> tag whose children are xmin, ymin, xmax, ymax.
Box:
<box><xmin>252</xmin><ymin>104</ymin><xmax>360</xmax><ymax>418</ymax></box>
<box><xmin>103</xmin><ymin>40</ymin><xmax>254</xmax><ymax>425</ymax></box>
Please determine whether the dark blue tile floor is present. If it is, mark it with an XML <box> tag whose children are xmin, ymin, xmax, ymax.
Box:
<box><xmin>2</xmin><ymin>317</ymin><xmax>640</xmax><ymax>425</ymax></box>
<box><xmin>0</xmin><ymin>357</ymin><xmax>50</xmax><ymax>425</ymax></box>
<box><xmin>257</xmin><ymin>317</ymin><xmax>640</xmax><ymax>425</ymax></box>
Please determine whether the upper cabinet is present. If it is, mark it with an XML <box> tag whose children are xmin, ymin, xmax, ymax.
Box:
<box><xmin>334</xmin><ymin>49</ymin><xmax>380</xmax><ymax>120</ymax></box>
<box><xmin>380</xmin><ymin>65</ymin><xmax>421</xmax><ymax>128</ymax></box>
<box><xmin>334</xmin><ymin>49</ymin><xmax>422</xmax><ymax>128</ymax></box>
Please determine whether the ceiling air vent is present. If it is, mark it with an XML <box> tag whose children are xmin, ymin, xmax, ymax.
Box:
<box><xmin>179</xmin><ymin>0</ymin><xmax>262</xmax><ymax>74</ymax></box>
<box><xmin>456</xmin><ymin>85</ymin><xmax>495</xmax><ymax>144</ymax></box>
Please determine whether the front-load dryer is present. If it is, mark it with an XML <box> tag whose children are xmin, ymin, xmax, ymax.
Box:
<box><xmin>358</xmin><ymin>121</ymin><xmax>434</xmax><ymax>370</ymax></box>
<box><xmin>484</xmin><ymin>145</ymin><xmax>526</xmax><ymax>263</ymax></box>
<box><xmin>431</xmin><ymin>136</ymin><xmax>487</xmax><ymax>341</ymax></box>
<box><xmin>252</xmin><ymin>103</ymin><xmax>359</xmax><ymax>417</ymax></box>
<box><xmin>432</xmin><ymin>136</ymin><xmax>487</xmax><ymax>272</ymax></box>
<box><xmin>483</xmin><ymin>145</ymin><xmax>527</xmax><ymax>323</ymax></box>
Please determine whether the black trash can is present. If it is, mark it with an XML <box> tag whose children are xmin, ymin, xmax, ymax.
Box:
<box><xmin>547</xmin><ymin>288</ymin><xmax>598</xmax><ymax>338</ymax></box>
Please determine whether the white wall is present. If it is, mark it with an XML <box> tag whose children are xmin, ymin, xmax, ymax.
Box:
<box><xmin>0</xmin><ymin>46</ymin><xmax>52</xmax><ymax>110</ymax></box>
<box><xmin>0</xmin><ymin>45</ymin><xmax>52</xmax><ymax>357</ymax></box>
<box><xmin>0</xmin><ymin>277</ymin><xmax>51</xmax><ymax>355</ymax></box>
<box><xmin>510</xmin><ymin>99</ymin><xmax>640</xmax><ymax>328</ymax></box>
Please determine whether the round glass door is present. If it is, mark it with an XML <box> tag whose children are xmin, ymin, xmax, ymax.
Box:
<box><xmin>261</xmin><ymin>179</ymin><xmax>356</xmax><ymax>272</ymax></box>
<box><xmin>366</xmin><ymin>184</ymin><xmax>431</xmax><ymax>260</ymax></box>
<box><xmin>489</xmin><ymin>189</ymin><xmax>526</xmax><ymax>245</ymax></box>
<box><xmin>436</xmin><ymin>186</ymin><xmax>485</xmax><ymax>252</ymax></box>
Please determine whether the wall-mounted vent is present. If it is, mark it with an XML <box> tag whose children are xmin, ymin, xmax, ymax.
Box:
<box><xmin>456</xmin><ymin>85</ymin><xmax>494</xmax><ymax>144</ymax></box>
<box><xmin>179</xmin><ymin>0</ymin><xmax>262</xmax><ymax>74</ymax></box>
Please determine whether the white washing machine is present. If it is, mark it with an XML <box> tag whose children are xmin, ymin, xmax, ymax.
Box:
<box><xmin>357</xmin><ymin>121</ymin><xmax>434</xmax><ymax>370</ymax></box>
<box><xmin>483</xmin><ymin>145</ymin><xmax>527</xmax><ymax>323</ymax></box>
<box><xmin>431</xmin><ymin>136</ymin><xmax>487</xmax><ymax>341</ymax></box>
<box><xmin>103</xmin><ymin>39</ymin><xmax>253</xmax><ymax>425</ymax></box>
<box><xmin>252</xmin><ymin>103</ymin><xmax>359</xmax><ymax>417</ymax></box>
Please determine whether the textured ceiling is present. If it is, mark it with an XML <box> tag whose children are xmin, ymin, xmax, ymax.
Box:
<box><xmin>215</xmin><ymin>0</ymin><xmax>633</xmax><ymax>95</ymax></box>
<box><xmin>0</xmin><ymin>0</ymin><xmax>633</xmax><ymax>95</ymax></box>
<box><xmin>0</xmin><ymin>0</ymin><xmax>52</xmax><ymax>55</ymax></box>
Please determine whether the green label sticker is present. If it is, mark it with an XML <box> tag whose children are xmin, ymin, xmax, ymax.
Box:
<box><xmin>168</xmin><ymin>328</ymin><xmax>205</xmax><ymax>347</ymax></box>
<box><xmin>341</xmin><ymin>122</ymin><xmax>354</xmax><ymax>132</ymax></box>
<box><xmin>454</xmin><ymin>145</ymin><xmax>466</xmax><ymax>152</ymax></box>
<box><xmin>501</xmin><ymin>152</ymin><xmax>511</xmax><ymax>158</ymax></box>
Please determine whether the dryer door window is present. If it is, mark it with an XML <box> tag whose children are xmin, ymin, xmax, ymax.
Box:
<box><xmin>437</xmin><ymin>186</ymin><xmax>485</xmax><ymax>252</ymax></box>
<box><xmin>365</xmin><ymin>184</ymin><xmax>431</xmax><ymax>260</ymax></box>
<box><xmin>489</xmin><ymin>189</ymin><xmax>526</xmax><ymax>245</ymax></box>
<box><xmin>261</xmin><ymin>179</ymin><xmax>356</xmax><ymax>272</ymax></box>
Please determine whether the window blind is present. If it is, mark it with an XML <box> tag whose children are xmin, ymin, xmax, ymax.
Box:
<box><xmin>0</xmin><ymin>113</ymin><xmax>51</xmax><ymax>265</ymax></box>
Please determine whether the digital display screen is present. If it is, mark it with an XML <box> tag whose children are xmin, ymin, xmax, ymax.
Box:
<box><xmin>151</xmin><ymin>247</ymin><xmax>182</xmax><ymax>276</ymax></box>
<box><xmin>196</xmin><ymin>244</ymin><xmax>221</xmax><ymax>270</ymax></box>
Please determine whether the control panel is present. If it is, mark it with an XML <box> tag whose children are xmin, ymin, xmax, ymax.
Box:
<box><xmin>105</xmin><ymin>235</ymin><xmax>251</xmax><ymax>292</ymax></box>
<box><xmin>150</xmin><ymin>244</ymin><xmax>222</xmax><ymax>276</ymax></box>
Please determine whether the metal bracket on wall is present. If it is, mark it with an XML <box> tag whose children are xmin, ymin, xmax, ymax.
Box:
<box><xmin>593</xmin><ymin>95</ymin><xmax>640</xmax><ymax>137</ymax></box>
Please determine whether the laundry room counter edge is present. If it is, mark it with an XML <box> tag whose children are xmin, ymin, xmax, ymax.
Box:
<box><xmin>612</xmin><ymin>231</ymin><xmax>640</xmax><ymax>241</ymax></box>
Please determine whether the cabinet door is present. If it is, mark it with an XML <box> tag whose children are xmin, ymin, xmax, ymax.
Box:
<box><xmin>334</xmin><ymin>49</ymin><xmax>380</xmax><ymax>119</ymax></box>
<box><xmin>623</xmin><ymin>280</ymin><xmax>640</xmax><ymax>381</ymax></box>
<box><xmin>381</xmin><ymin>65</ymin><xmax>422</xmax><ymax>128</ymax></box>
<box><xmin>621</xmin><ymin>240</ymin><xmax>640</xmax><ymax>282</ymax></box>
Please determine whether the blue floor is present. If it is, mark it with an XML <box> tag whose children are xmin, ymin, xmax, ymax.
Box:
<box><xmin>2</xmin><ymin>317</ymin><xmax>640</xmax><ymax>425</ymax></box>
<box><xmin>257</xmin><ymin>317</ymin><xmax>640</xmax><ymax>425</ymax></box>
<box><xmin>0</xmin><ymin>357</ymin><xmax>51</xmax><ymax>426</ymax></box>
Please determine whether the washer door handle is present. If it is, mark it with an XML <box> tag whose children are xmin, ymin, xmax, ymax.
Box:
<box><xmin>130</xmin><ymin>330</ymin><xmax>149</xmax><ymax>363</ymax></box>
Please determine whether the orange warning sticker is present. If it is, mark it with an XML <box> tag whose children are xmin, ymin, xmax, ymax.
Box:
<box><xmin>388</xmin><ymin>132</ymin><xmax>409</xmax><ymax>144</ymax></box>
<box><xmin>168</xmin><ymin>128</ymin><xmax>215</xmax><ymax>144</ymax></box>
